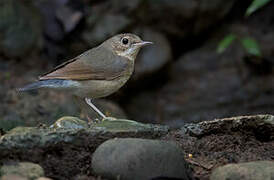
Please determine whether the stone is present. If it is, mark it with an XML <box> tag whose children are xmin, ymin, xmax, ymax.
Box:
<box><xmin>181</xmin><ymin>114</ymin><xmax>274</xmax><ymax>140</ymax></box>
<box><xmin>50</xmin><ymin>116</ymin><xmax>88</xmax><ymax>130</ymax></box>
<box><xmin>0</xmin><ymin>0</ymin><xmax>43</xmax><ymax>58</ymax></box>
<box><xmin>36</xmin><ymin>178</ymin><xmax>53</xmax><ymax>180</ymax></box>
<box><xmin>0</xmin><ymin>162</ymin><xmax>44</xmax><ymax>180</ymax></box>
<box><xmin>56</xmin><ymin>5</ymin><xmax>83</xmax><ymax>33</ymax></box>
<box><xmin>1</xmin><ymin>175</ymin><xmax>27</xmax><ymax>180</ymax></box>
<box><xmin>141</xmin><ymin>0</ymin><xmax>236</xmax><ymax>37</ymax></box>
<box><xmin>0</xmin><ymin>90</ymin><xmax>81</xmax><ymax>131</ymax></box>
<box><xmin>210</xmin><ymin>161</ymin><xmax>274</xmax><ymax>180</ymax></box>
<box><xmin>92</xmin><ymin>138</ymin><xmax>192</xmax><ymax>180</ymax></box>
<box><xmin>83</xmin><ymin>14</ymin><xmax>131</xmax><ymax>47</ymax></box>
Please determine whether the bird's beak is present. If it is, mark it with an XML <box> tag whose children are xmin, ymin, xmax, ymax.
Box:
<box><xmin>134</xmin><ymin>41</ymin><xmax>153</xmax><ymax>47</ymax></box>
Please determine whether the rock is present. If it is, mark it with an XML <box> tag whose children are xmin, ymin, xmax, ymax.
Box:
<box><xmin>0</xmin><ymin>162</ymin><xmax>44</xmax><ymax>180</ymax></box>
<box><xmin>92</xmin><ymin>138</ymin><xmax>192</xmax><ymax>180</ymax></box>
<box><xmin>1</xmin><ymin>119</ymin><xmax>168</xmax><ymax>149</ymax></box>
<box><xmin>36</xmin><ymin>0</ymin><xmax>66</xmax><ymax>42</ymax></box>
<box><xmin>132</xmin><ymin>28</ymin><xmax>172</xmax><ymax>80</ymax></box>
<box><xmin>56</xmin><ymin>4</ymin><xmax>83</xmax><ymax>33</ymax></box>
<box><xmin>0</xmin><ymin>120</ymin><xmax>168</xmax><ymax>180</ymax></box>
<box><xmin>0</xmin><ymin>90</ymin><xmax>81</xmax><ymax>131</ymax></box>
<box><xmin>1</xmin><ymin>175</ymin><xmax>27</xmax><ymax>180</ymax></box>
<box><xmin>210</xmin><ymin>161</ymin><xmax>274</xmax><ymax>180</ymax></box>
<box><xmin>141</xmin><ymin>0</ymin><xmax>236</xmax><ymax>37</ymax></box>
<box><xmin>36</xmin><ymin>178</ymin><xmax>53</xmax><ymax>180</ymax></box>
<box><xmin>0</xmin><ymin>0</ymin><xmax>43</xmax><ymax>58</ymax></box>
<box><xmin>94</xmin><ymin>118</ymin><xmax>167</xmax><ymax>132</ymax></box>
<box><xmin>50</xmin><ymin>116</ymin><xmax>88</xmax><ymax>129</ymax></box>
<box><xmin>182</xmin><ymin>114</ymin><xmax>274</xmax><ymax>141</ymax></box>
<box><xmin>83</xmin><ymin>14</ymin><xmax>131</xmax><ymax>47</ymax></box>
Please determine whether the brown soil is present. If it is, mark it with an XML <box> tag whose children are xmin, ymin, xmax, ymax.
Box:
<box><xmin>163</xmin><ymin>129</ymin><xmax>274</xmax><ymax>180</ymax></box>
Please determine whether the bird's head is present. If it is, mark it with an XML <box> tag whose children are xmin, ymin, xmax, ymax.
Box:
<box><xmin>104</xmin><ymin>33</ymin><xmax>153</xmax><ymax>61</ymax></box>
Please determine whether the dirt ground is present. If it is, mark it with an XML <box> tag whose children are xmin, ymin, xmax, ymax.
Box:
<box><xmin>163</xmin><ymin>128</ymin><xmax>274</xmax><ymax>180</ymax></box>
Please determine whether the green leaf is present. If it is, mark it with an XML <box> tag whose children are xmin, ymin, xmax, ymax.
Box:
<box><xmin>240</xmin><ymin>37</ymin><xmax>262</xmax><ymax>57</ymax></box>
<box><xmin>217</xmin><ymin>34</ymin><xmax>236</xmax><ymax>54</ymax></box>
<box><xmin>245</xmin><ymin>0</ymin><xmax>272</xmax><ymax>16</ymax></box>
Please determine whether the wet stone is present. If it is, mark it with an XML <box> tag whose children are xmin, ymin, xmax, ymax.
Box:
<box><xmin>0</xmin><ymin>118</ymin><xmax>168</xmax><ymax>151</ymax></box>
<box><xmin>50</xmin><ymin>116</ymin><xmax>88</xmax><ymax>130</ymax></box>
<box><xmin>92</xmin><ymin>138</ymin><xmax>192</xmax><ymax>180</ymax></box>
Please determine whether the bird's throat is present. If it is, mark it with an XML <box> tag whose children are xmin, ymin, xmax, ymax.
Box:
<box><xmin>116</xmin><ymin>47</ymin><xmax>140</xmax><ymax>61</ymax></box>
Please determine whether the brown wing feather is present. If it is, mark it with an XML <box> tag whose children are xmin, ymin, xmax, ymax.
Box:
<box><xmin>39</xmin><ymin>46</ymin><xmax>131</xmax><ymax>81</ymax></box>
<box><xmin>39</xmin><ymin>56</ymin><xmax>106</xmax><ymax>80</ymax></box>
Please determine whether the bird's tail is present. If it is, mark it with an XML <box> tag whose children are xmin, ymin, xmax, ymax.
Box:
<box><xmin>17</xmin><ymin>79</ymin><xmax>74</xmax><ymax>92</ymax></box>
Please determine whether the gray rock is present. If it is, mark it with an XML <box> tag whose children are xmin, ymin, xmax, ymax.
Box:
<box><xmin>83</xmin><ymin>14</ymin><xmax>131</xmax><ymax>47</ymax></box>
<box><xmin>182</xmin><ymin>114</ymin><xmax>274</xmax><ymax>140</ymax></box>
<box><xmin>210</xmin><ymin>161</ymin><xmax>274</xmax><ymax>180</ymax></box>
<box><xmin>1</xmin><ymin>175</ymin><xmax>27</xmax><ymax>180</ymax></box>
<box><xmin>36</xmin><ymin>0</ymin><xmax>67</xmax><ymax>42</ymax></box>
<box><xmin>142</xmin><ymin>0</ymin><xmax>236</xmax><ymax>37</ymax></box>
<box><xmin>0</xmin><ymin>119</ymin><xmax>168</xmax><ymax>151</ymax></box>
<box><xmin>0</xmin><ymin>162</ymin><xmax>44</xmax><ymax>180</ymax></box>
<box><xmin>92</xmin><ymin>138</ymin><xmax>191</xmax><ymax>180</ymax></box>
<box><xmin>0</xmin><ymin>0</ymin><xmax>43</xmax><ymax>58</ymax></box>
<box><xmin>56</xmin><ymin>5</ymin><xmax>83</xmax><ymax>33</ymax></box>
<box><xmin>0</xmin><ymin>90</ymin><xmax>81</xmax><ymax>131</ymax></box>
<box><xmin>50</xmin><ymin>116</ymin><xmax>88</xmax><ymax>129</ymax></box>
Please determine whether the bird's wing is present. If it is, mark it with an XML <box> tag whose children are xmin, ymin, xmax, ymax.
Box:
<box><xmin>39</xmin><ymin>47</ymin><xmax>130</xmax><ymax>81</ymax></box>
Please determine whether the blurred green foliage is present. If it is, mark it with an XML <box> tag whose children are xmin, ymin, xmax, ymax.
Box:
<box><xmin>217</xmin><ymin>0</ymin><xmax>271</xmax><ymax>56</ymax></box>
<box><xmin>240</xmin><ymin>37</ymin><xmax>262</xmax><ymax>56</ymax></box>
<box><xmin>217</xmin><ymin>35</ymin><xmax>262</xmax><ymax>57</ymax></box>
<box><xmin>217</xmin><ymin>34</ymin><xmax>236</xmax><ymax>54</ymax></box>
<box><xmin>246</xmin><ymin>0</ymin><xmax>272</xmax><ymax>16</ymax></box>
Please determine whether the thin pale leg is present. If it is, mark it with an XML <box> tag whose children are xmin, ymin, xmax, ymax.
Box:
<box><xmin>85</xmin><ymin>98</ymin><xmax>106</xmax><ymax>119</ymax></box>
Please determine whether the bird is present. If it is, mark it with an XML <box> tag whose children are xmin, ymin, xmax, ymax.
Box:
<box><xmin>18</xmin><ymin>33</ymin><xmax>153</xmax><ymax>120</ymax></box>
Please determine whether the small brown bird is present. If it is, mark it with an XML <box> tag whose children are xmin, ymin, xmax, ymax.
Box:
<box><xmin>19</xmin><ymin>33</ymin><xmax>152</xmax><ymax>119</ymax></box>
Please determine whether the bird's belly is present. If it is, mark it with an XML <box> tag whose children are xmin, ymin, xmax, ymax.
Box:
<box><xmin>74</xmin><ymin>76</ymin><xmax>129</xmax><ymax>98</ymax></box>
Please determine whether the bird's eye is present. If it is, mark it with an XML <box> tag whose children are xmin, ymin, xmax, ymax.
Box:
<box><xmin>122</xmin><ymin>38</ymin><xmax>129</xmax><ymax>45</ymax></box>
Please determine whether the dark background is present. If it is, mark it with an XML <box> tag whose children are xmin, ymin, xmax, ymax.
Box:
<box><xmin>1</xmin><ymin>0</ymin><xmax>274</xmax><ymax>130</ymax></box>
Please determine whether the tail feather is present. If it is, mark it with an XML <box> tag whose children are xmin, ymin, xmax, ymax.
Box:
<box><xmin>17</xmin><ymin>79</ymin><xmax>78</xmax><ymax>92</ymax></box>
<box><xmin>17</xmin><ymin>81</ymin><xmax>48</xmax><ymax>92</ymax></box>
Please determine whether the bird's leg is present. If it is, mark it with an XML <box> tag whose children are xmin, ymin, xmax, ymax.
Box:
<box><xmin>85</xmin><ymin>98</ymin><xmax>106</xmax><ymax>119</ymax></box>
